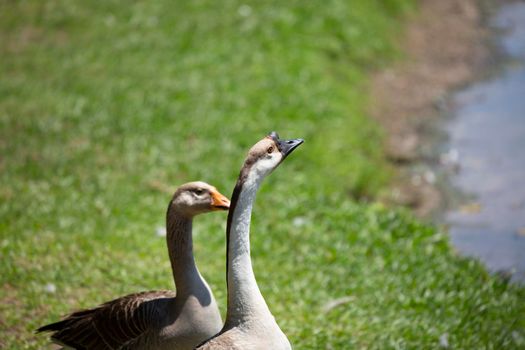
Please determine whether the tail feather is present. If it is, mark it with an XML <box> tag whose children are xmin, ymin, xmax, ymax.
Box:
<box><xmin>37</xmin><ymin>319</ymin><xmax>72</xmax><ymax>333</ymax></box>
<box><xmin>36</xmin><ymin>308</ymin><xmax>102</xmax><ymax>350</ymax></box>
<box><xmin>37</xmin><ymin>307</ymin><xmax>98</xmax><ymax>333</ymax></box>
<box><xmin>36</xmin><ymin>290</ymin><xmax>170</xmax><ymax>349</ymax></box>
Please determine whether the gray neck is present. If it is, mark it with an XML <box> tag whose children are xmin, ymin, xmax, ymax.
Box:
<box><xmin>166</xmin><ymin>211</ymin><xmax>210</xmax><ymax>303</ymax></box>
<box><xmin>225</xmin><ymin>172</ymin><xmax>272</xmax><ymax>325</ymax></box>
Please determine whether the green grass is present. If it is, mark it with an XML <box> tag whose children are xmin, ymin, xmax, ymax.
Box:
<box><xmin>1</xmin><ymin>0</ymin><xmax>524</xmax><ymax>349</ymax></box>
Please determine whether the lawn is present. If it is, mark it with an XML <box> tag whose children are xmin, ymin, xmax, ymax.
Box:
<box><xmin>1</xmin><ymin>0</ymin><xmax>524</xmax><ymax>349</ymax></box>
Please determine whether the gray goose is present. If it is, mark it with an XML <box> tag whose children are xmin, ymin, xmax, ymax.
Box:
<box><xmin>197</xmin><ymin>132</ymin><xmax>304</xmax><ymax>350</ymax></box>
<box><xmin>37</xmin><ymin>182</ymin><xmax>230</xmax><ymax>350</ymax></box>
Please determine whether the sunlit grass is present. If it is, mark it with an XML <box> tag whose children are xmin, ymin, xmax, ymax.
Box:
<box><xmin>1</xmin><ymin>0</ymin><xmax>524</xmax><ymax>349</ymax></box>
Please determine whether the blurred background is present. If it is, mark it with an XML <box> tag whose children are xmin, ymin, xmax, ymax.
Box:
<box><xmin>1</xmin><ymin>0</ymin><xmax>524</xmax><ymax>349</ymax></box>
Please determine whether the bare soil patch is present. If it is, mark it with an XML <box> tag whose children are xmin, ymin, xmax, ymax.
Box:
<box><xmin>370</xmin><ymin>0</ymin><xmax>491</xmax><ymax>216</ymax></box>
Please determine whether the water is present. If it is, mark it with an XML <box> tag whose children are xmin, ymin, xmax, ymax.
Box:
<box><xmin>445</xmin><ymin>2</ymin><xmax>525</xmax><ymax>282</ymax></box>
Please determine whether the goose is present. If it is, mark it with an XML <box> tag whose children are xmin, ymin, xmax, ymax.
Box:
<box><xmin>37</xmin><ymin>181</ymin><xmax>230</xmax><ymax>350</ymax></box>
<box><xmin>197</xmin><ymin>132</ymin><xmax>304</xmax><ymax>350</ymax></box>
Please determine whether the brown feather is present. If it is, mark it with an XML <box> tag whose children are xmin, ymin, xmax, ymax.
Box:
<box><xmin>37</xmin><ymin>290</ymin><xmax>176</xmax><ymax>349</ymax></box>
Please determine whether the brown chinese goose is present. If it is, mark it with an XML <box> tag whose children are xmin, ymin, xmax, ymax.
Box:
<box><xmin>37</xmin><ymin>181</ymin><xmax>230</xmax><ymax>350</ymax></box>
<box><xmin>197</xmin><ymin>132</ymin><xmax>303</xmax><ymax>350</ymax></box>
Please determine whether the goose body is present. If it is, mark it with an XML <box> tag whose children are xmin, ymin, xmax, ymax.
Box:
<box><xmin>37</xmin><ymin>182</ymin><xmax>230</xmax><ymax>350</ymax></box>
<box><xmin>197</xmin><ymin>132</ymin><xmax>303</xmax><ymax>350</ymax></box>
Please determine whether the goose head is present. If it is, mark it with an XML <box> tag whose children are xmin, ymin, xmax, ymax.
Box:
<box><xmin>242</xmin><ymin>131</ymin><xmax>304</xmax><ymax>180</ymax></box>
<box><xmin>170</xmin><ymin>181</ymin><xmax>230</xmax><ymax>217</ymax></box>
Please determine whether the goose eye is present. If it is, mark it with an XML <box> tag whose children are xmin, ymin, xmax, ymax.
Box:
<box><xmin>267</xmin><ymin>146</ymin><xmax>274</xmax><ymax>154</ymax></box>
<box><xmin>194</xmin><ymin>189</ymin><xmax>204</xmax><ymax>195</ymax></box>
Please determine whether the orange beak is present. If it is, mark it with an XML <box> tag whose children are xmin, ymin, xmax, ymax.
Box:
<box><xmin>210</xmin><ymin>189</ymin><xmax>230</xmax><ymax>211</ymax></box>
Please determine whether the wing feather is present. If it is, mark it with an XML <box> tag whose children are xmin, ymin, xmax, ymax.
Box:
<box><xmin>37</xmin><ymin>290</ymin><xmax>176</xmax><ymax>349</ymax></box>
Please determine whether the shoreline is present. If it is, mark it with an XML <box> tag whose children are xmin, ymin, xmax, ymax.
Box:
<box><xmin>370</xmin><ymin>0</ymin><xmax>492</xmax><ymax>217</ymax></box>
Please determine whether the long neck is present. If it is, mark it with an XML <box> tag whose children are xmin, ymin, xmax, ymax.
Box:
<box><xmin>225</xmin><ymin>172</ymin><xmax>272</xmax><ymax>325</ymax></box>
<box><xmin>166</xmin><ymin>210</ymin><xmax>205</xmax><ymax>298</ymax></box>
